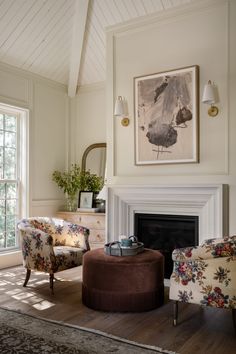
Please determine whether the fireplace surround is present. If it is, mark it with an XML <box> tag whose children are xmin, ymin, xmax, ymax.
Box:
<box><xmin>107</xmin><ymin>184</ymin><xmax>228</xmax><ymax>247</ymax></box>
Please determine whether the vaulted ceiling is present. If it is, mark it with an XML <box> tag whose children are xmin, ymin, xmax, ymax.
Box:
<box><xmin>0</xmin><ymin>0</ymin><xmax>197</xmax><ymax>96</ymax></box>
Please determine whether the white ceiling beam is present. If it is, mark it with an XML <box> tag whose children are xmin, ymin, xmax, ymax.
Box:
<box><xmin>68</xmin><ymin>0</ymin><xmax>89</xmax><ymax>97</ymax></box>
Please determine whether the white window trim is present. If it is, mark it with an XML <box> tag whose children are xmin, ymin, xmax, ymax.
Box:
<box><xmin>0</xmin><ymin>102</ymin><xmax>29</xmax><ymax>265</ymax></box>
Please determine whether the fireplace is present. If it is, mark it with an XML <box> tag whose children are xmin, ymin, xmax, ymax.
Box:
<box><xmin>107</xmin><ymin>185</ymin><xmax>227</xmax><ymax>281</ymax></box>
<box><xmin>134</xmin><ymin>213</ymin><xmax>199</xmax><ymax>279</ymax></box>
<box><xmin>107</xmin><ymin>185</ymin><xmax>227</xmax><ymax>247</ymax></box>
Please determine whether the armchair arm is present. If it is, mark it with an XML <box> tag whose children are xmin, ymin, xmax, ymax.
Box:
<box><xmin>18</xmin><ymin>224</ymin><xmax>55</xmax><ymax>272</ymax></box>
<box><xmin>172</xmin><ymin>236</ymin><xmax>236</xmax><ymax>262</ymax></box>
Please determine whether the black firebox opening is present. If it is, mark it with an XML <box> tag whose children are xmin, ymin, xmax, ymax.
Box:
<box><xmin>134</xmin><ymin>214</ymin><xmax>198</xmax><ymax>279</ymax></box>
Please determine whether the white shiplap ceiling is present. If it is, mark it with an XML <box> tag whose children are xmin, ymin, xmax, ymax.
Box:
<box><xmin>0</xmin><ymin>0</ymin><xmax>197</xmax><ymax>96</ymax></box>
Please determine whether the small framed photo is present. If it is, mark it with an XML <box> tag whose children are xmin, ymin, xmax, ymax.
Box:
<box><xmin>78</xmin><ymin>191</ymin><xmax>93</xmax><ymax>209</ymax></box>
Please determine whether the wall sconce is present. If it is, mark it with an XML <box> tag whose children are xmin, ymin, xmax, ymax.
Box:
<box><xmin>114</xmin><ymin>96</ymin><xmax>130</xmax><ymax>126</ymax></box>
<box><xmin>202</xmin><ymin>80</ymin><xmax>219</xmax><ymax>117</ymax></box>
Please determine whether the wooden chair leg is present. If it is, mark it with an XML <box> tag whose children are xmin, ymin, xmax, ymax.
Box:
<box><xmin>49</xmin><ymin>273</ymin><xmax>54</xmax><ymax>295</ymax></box>
<box><xmin>232</xmin><ymin>309</ymin><xmax>236</xmax><ymax>330</ymax></box>
<box><xmin>23</xmin><ymin>269</ymin><xmax>31</xmax><ymax>287</ymax></box>
<box><xmin>173</xmin><ymin>301</ymin><xmax>178</xmax><ymax>326</ymax></box>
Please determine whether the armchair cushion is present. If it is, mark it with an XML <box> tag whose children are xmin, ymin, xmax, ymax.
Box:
<box><xmin>53</xmin><ymin>246</ymin><xmax>84</xmax><ymax>272</ymax></box>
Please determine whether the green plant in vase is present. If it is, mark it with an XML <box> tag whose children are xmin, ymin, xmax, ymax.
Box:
<box><xmin>52</xmin><ymin>164</ymin><xmax>81</xmax><ymax>211</ymax></box>
<box><xmin>52</xmin><ymin>164</ymin><xmax>104</xmax><ymax>211</ymax></box>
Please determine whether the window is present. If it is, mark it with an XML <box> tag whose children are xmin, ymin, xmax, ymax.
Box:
<box><xmin>0</xmin><ymin>104</ymin><xmax>28</xmax><ymax>252</ymax></box>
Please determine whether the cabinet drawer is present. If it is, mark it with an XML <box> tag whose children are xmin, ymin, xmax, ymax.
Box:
<box><xmin>56</xmin><ymin>212</ymin><xmax>105</xmax><ymax>229</ymax></box>
<box><xmin>89</xmin><ymin>229</ymin><xmax>105</xmax><ymax>243</ymax></box>
<box><xmin>75</xmin><ymin>214</ymin><xmax>105</xmax><ymax>229</ymax></box>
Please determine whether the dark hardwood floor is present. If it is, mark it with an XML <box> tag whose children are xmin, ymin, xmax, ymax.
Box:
<box><xmin>0</xmin><ymin>265</ymin><xmax>235</xmax><ymax>354</ymax></box>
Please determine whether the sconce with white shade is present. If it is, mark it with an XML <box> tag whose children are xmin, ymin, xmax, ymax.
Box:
<box><xmin>114</xmin><ymin>96</ymin><xmax>130</xmax><ymax>126</ymax></box>
<box><xmin>202</xmin><ymin>80</ymin><xmax>219</xmax><ymax>117</ymax></box>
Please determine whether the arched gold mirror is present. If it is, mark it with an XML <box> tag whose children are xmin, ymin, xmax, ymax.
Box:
<box><xmin>81</xmin><ymin>143</ymin><xmax>106</xmax><ymax>179</ymax></box>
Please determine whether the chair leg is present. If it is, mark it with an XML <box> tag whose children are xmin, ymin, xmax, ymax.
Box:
<box><xmin>23</xmin><ymin>269</ymin><xmax>31</xmax><ymax>287</ymax></box>
<box><xmin>232</xmin><ymin>309</ymin><xmax>236</xmax><ymax>330</ymax></box>
<box><xmin>49</xmin><ymin>273</ymin><xmax>54</xmax><ymax>295</ymax></box>
<box><xmin>173</xmin><ymin>301</ymin><xmax>178</xmax><ymax>326</ymax></box>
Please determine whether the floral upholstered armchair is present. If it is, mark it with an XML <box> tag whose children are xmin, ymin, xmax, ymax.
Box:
<box><xmin>169</xmin><ymin>235</ymin><xmax>236</xmax><ymax>328</ymax></box>
<box><xmin>17</xmin><ymin>217</ymin><xmax>90</xmax><ymax>294</ymax></box>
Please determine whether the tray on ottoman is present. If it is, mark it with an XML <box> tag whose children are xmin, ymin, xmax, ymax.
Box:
<box><xmin>104</xmin><ymin>241</ymin><xmax>144</xmax><ymax>256</ymax></box>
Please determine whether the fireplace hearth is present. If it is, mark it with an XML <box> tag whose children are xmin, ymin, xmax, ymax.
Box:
<box><xmin>134</xmin><ymin>213</ymin><xmax>198</xmax><ymax>279</ymax></box>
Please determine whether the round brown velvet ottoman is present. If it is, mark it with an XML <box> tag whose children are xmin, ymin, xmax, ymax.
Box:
<box><xmin>82</xmin><ymin>248</ymin><xmax>164</xmax><ymax>312</ymax></box>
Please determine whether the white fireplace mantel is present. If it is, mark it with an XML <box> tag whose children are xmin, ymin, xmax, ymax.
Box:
<box><xmin>107</xmin><ymin>184</ymin><xmax>228</xmax><ymax>245</ymax></box>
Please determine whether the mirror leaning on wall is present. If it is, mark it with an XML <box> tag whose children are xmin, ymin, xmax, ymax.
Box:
<box><xmin>81</xmin><ymin>143</ymin><xmax>106</xmax><ymax>180</ymax></box>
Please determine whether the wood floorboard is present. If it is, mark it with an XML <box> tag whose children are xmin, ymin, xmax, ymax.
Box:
<box><xmin>0</xmin><ymin>265</ymin><xmax>235</xmax><ymax>354</ymax></box>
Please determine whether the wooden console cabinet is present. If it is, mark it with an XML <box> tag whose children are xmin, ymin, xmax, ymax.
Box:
<box><xmin>55</xmin><ymin>211</ymin><xmax>106</xmax><ymax>250</ymax></box>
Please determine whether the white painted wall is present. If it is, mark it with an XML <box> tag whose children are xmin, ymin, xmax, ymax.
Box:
<box><xmin>0</xmin><ymin>63</ymin><xmax>69</xmax><ymax>268</ymax></box>
<box><xmin>71</xmin><ymin>83</ymin><xmax>106</xmax><ymax>166</ymax></box>
<box><xmin>31</xmin><ymin>82</ymin><xmax>69</xmax><ymax>216</ymax></box>
<box><xmin>106</xmin><ymin>0</ymin><xmax>236</xmax><ymax>234</ymax></box>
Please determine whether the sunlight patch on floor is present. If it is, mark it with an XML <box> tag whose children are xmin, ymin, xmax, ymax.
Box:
<box><xmin>0</xmin><ymin>280</ymin><xmax>9</xmax><ymax>286</ymax></box>
<box><xmin>2</xmin><ymin>272</ymin><xmax>17</xmax><ymax>277</ymax></box>
<box><xmin>5</xmin><ymin>288</ymin><xmax>22</xmax><ymax>296</ymax></box>
<box><xmin>15</xmin><ymin>280</ymin><xmax>26</xmax><ymax>286</ymax></box>
<box><xmin>55</xmin><ymin>276</ymin><xmax>72</xmax><ymax>282</ymax></box>
<box><xmin>5</xmin><ymin>288</ymin><xmax>56</xmax><ymax>310</ymax></box>
<box><xmin>34</xmin><ymin>271</ymin><xmax>46</xmax><ymax>275</ymax></box>
<box><xmin>0</xmin><ymin>267</ymin><xmax>75</xmax><ymax>311</ymax></box>
<box><xmin>0</xmin><ymin>279</ymin><xmax>14</xmax><ymax>285</ymax></box>
<box><xmin>12</xmin><ymin>291</ymin><xmax>35</xmax><ymax>300</ymax></box>
<box><xmin>33</xmin><ymin>300</ymin><xmax>55</xmax><ymax>310</ymax></box>
<box><xmin>21</xmin><ymin>295</ymin><xmax>46</xmax><ymax>305</ymax></box>
<box><xmin>29</xmin><ymin>279</ymin><xmax>48</xmax><ymax>286</ymax></box>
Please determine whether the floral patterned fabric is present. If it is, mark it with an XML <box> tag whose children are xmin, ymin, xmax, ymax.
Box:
<box><xmin>53</xmin><ymin>246</ymin><xmax>84</xmax><ymax>272</ymax></box>
<box><xmin>17</xmin><ymin>217</ymin><xmax>90</xmax><ymax>273</ymax></box>
<box><xmin>169</xmin><ymin>236</ymin><xmax>236</xmax><ymax>309</ymax></box>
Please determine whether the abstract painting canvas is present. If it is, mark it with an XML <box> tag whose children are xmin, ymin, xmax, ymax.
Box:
<box><xmin>134</xmin><ymin>65</ymin><xmax>199</xmax><ymax>165</ymax></box>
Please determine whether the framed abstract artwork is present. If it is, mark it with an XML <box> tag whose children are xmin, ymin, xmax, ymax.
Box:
<box><xmin>134</xmin><ymin>65</ymin><xmax>199</xmax><ymax>165</ymax></box>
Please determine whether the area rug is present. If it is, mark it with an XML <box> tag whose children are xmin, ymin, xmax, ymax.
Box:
<box><xmin>0</xmin><ymin>307</ymin><xmax>177</xmax><ymax>354</ymax></box>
